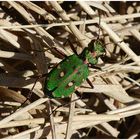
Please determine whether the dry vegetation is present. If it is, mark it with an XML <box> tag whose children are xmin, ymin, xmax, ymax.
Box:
<box><xmin>0</xmin><ymin>1</ymin><xmax>140</xmax><ymax>139</ymax></box>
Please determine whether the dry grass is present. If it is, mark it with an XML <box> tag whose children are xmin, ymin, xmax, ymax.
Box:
<box><xmin>0</xmin><ymin>1</ymin><xmax>140</xmax><ymax>139</ymax></box>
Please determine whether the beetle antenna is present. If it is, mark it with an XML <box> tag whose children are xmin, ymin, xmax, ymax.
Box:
<box><xmin>19</xmin><ymin>74</ymin><xmax>48</xmax><ymax>108</ymax></box>
<box><xmin>96</xmin><ymin>10</ymin><xmax>101</xmax><ymax>41</ymax></box>
<box><xmin>86</xmin><ymin>78</ymin><xmax>94</xmax><ymax>88</ymax></box>
<box><xmin>19</xmin><ymin>75</ymin><xmax>42</xmax><ymax>108</ymax></box>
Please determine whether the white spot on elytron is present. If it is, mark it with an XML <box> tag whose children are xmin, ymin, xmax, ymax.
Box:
<box><xmin>61</xmin><ymin>95</ymin><xmax>65</xmax><ymax>98</ymax></box>
<box><xmin>68</xmin><ymin>82</ymin><xmax>73</xmax><ymax>87</ymax></box>
<box><xmin>60</xmin><ymin>71</ymin><xmax>64</xmax><ymax>77</ymax></box>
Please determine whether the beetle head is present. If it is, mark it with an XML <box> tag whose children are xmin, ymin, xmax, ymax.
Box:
<box><xmin>80</xmin><ymin>40</ymin><xmax>105</xmax><ymax>65</ymax></box>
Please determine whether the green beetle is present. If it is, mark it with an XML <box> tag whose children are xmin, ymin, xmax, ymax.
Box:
<box><xmin>44</xmin><ymin>40</ymin><xmax>105</xmax><ymax>98</ymax></box>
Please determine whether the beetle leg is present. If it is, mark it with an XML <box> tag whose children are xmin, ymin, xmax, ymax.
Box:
<box><xmin>89</xmin><ymin>64</ymin><xmax>102</xmax><ymax>70</ymax></box>
<box><xmin>67</xmin><ymin>39</ymin><xmax>78</xmax><ymax>55</ymax></box>
<box><xmin>19</xmin><ymin>75</ymin><xmax>43</xmax><ymax>108</ymax></box>
<box><xmin>49</xmin><ymin>93</ymin><xmax>83</xmax><ymax>116</ymax></box>
<box><xmin>20</xmin><ymin>73</ymin><xmax>49</xmax><ymax>108</ymax></box>
<box><xmin>86</xmin><ymin>78</ymin><xmax>94</xmax><ymax>89</ymax></box>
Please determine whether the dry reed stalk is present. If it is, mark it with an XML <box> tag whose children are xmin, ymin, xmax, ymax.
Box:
<box><xmin>130</xmin><ymin>29</ymin><xmax>140</xmax><ymax>41</ymax></box>
<box><xmin>0</xmin><ymin>114</ymin><xmax>120</xmax><ymax>129</ymax></box>
<box><xmin>0</xmin><ymin>87</ymin><xmax>30</xmax><ymax>104</ymax></box>
<box><xmin>119</xmin><ymin>109</ymin><xmax>140</xmax><ymax>118</ymax></box>
<box><xmin>86</xmin><ymin>1</ymin><xmax>109</xmax><ymax>12</ymax></box>
<box><xmin>108</xmin><ymin>103</ymin><xmax>140</xmax><ymax>115</ymax></box>
<box><xmin>0</xmin><ymin>1</ymin><xmax>139</xmax><ymax>139</ymax></box>
<box><xmin>104</xmin><ymin>65</ymin><xmax>140</xmax><ymax>73</ymax></box>
<box><xmin>125</xmin><ymin>79</ymin><xmax>140</xmax><ymax>90</ymax></box>
<box><xmin>20</xmin><ymin>1</ymin><xmax>56</xmax><ymax>21</ymax></box>
<box><xmin>65</xmin><ymin>93</ymin><xmax>76</xmax><ymax>138</ymax></box>
<box><xmin>7</xmin><ymin>1</ymin><xmax>36</xmax><ymax>23</ymax></box>
<box><xmin>69</xmin><ymin>110</ymin><xmax>140</xmax><ymax>132</ymax></box>
<box><xmin>47</xmin><ymin>99</ymin><xmax>56</xmax><ymax>139</ymax></box>
<box><xmin>3</xmin><ymin>113</ymin><xmax>121</xmax><ymax>139</ymax></box>
<box><xmin>0</xmin><ymin>101</ymin><xmax>21</xmax><ymax>106</ymax></box>
<box><xmin>5</xmin><ymin>126</ymin><xmax>41</xmax><ymax>139</ymax></box>
<box><xmin>0</xmin><ymin>118</ymin><xmax>45</xmax><ymax>129</ymax></box>
<box><xmin>104</xmin><ymin>99</ymin><xmax>117</xmax><ymax>110</ymax></box>
<box><xmin>123</xmin><ymin>76</ymin><xmax>140</xmax><ymax>87</ymax></box>
<box><xmin>19</xmin><ymin>1</ymin><xmax>48</xmax><ymax>16</ymax></box>
<box><xmin>52</xmin><ymin>106</ymin><xmax>92</xmax><ymax>114</ymax></box>
<box><xmin>0</xmin><ymin>29</ymin><xmax>21</xmax><ymax>49</ymax></box>
<box><xmin>0</xmin><ymin>13</ymin><xmax>139</xmax><ymax>30</ymax></box>
<box><xmin>56</xmin><ymin>120</ymin><xmax>119</xmax><ymax>136</ymax></box>
<box><xmin>0</xmin><ymin>98</ymin><xmax>48</xmax><ymax>126</ymax></box>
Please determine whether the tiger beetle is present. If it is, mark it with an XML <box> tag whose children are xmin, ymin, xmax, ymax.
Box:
<box><xmin>44</xmin><ymin>40</ymin><xmax>105</xmax><ymax>98</ymax></box>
